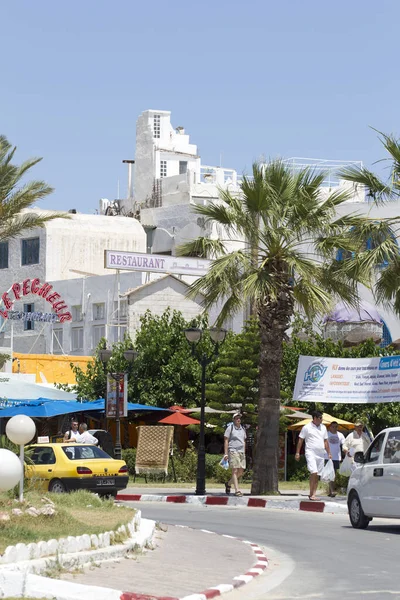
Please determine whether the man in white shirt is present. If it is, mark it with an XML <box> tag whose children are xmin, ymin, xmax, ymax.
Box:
<box><xmin>343</xmin><ymin>421</ymin><xmax>370</xmax><ymax>460</ymax></box>
<box><xmin>295</xmin><ymin>410</ymin><xmax>331</xmax><ymax>501</ymax></box>
<box><xmin>63</xmin><ymin>420</ymin><xmax>80</xmax><ymax>442</ymax></box>
<box><xmin>77</xmin><ymin>423</ymin><xmax>98</xmax><ymax>445</ymax></box>
<box><xmin>324</xmin><ymin>421</ymin><xmax>345</xmax><ymax>497</ymax></box>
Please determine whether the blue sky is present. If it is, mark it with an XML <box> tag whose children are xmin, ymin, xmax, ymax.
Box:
<box><xmin>3</xmin><ymin>0</ymin><xmax>399</xmax><ymax>212</ymax></box>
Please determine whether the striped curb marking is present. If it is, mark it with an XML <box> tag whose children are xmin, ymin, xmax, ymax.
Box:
<box><xmin>116</xmin><ymin>493</ymin><xmax>348</xmax><ymax>514</ymax></box>
<box><xmin>119</xmin><ymin>528</ymin><xmax>269</xmax><ymax>600</ymax></box>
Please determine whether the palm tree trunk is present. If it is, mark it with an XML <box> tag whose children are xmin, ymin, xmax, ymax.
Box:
<box><xmin>251</xmin><ymin>292</ymin><xmax>292</xmax><ymax>494</ymax></box>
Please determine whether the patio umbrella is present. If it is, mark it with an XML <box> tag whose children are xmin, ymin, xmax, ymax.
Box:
<box><xmin>159</xmin><ymin>412</ymin><xmax>201</xmax><ymax>426</ymax></box>
<box><xmin>288</xmin><ymin>412</ymin><xmax>355</xmax><ymax>431</ymax></box>
<box><xmin>0</xmin><ymin>378</ymin><xmax>77</xmax><ymax>401</ymax></box>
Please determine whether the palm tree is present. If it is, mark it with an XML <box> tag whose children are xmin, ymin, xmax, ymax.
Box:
<box><xmin>0</xmin><ymin>135</ymin><xmax>60</xmax><ymax>242</ymax></box>
<box><xmin>340</xmin><ymin>130</ymin><xmax>400</xmax><ymax>315</ymax></box>
<box><xmin>178</xmin><ymin>160</ymin><xmax>399</xmax><ymax>494</ymax></box>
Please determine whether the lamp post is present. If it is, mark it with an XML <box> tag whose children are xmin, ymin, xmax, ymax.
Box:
<box><xmin>99</xmin><ymin>348</ymin><xmax>137</xmax><ymax>460</ymax></box>
<box><xmin>6</xmin><ymin>414</ymin><xmax>36</xmax><ymax>502</ymax></box>
<box><xmin>184</xmin><ymin>327</ymin><xmax>227</xmax><ymax>495</ymax></box>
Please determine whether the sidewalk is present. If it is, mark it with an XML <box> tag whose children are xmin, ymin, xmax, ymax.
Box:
<box><xmin>60</xmin><ymin>523</ymin><xmax>267</xmax><ymax>599</ymax></box>
<box><xmin>116</xmin><ymin>486</ymin><xmax>348</xmax><ymax>514</ymax></box>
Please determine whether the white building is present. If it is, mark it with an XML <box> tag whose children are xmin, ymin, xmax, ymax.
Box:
<box><xmin>3</xmin><ymin>108</ymin><xmax>400</xmax><ymax>359</ymax></box>
<box><xmin>0</xmin><ymin>211</ymin><xmax>146</xmax><ymax>353</ymax></box>
<box><xmin>102</xmin><ymin>109</ymin><xmax>243</xmax><ymax>255</ymax></box>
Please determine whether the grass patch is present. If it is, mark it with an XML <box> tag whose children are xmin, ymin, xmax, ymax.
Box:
<box><xmin>0</xmin><ymin>490</ymin><xmax>135</xmax><ymax>555</ymax></box>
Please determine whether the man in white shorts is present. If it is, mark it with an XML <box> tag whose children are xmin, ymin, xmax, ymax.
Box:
<box><xmin>295</xmin><ymin>410</ymin><xmax>331</xmax><ymax>501</ymax></box>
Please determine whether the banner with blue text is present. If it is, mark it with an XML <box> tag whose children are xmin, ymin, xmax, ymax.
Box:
<box><xmin>294</xmin><ymin>355</ymin><xmax>400</xmax><ymax>404</ymax></box>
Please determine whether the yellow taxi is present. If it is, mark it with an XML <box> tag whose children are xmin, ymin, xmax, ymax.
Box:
<box><xmin>27</xmin><ymin>443</ymin><xmax>129</xmax><ymax>497</ymax></box>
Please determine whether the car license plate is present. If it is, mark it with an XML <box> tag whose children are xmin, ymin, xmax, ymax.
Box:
<box><xmin>97</xmin><ymin>479</ymin><xmax>115</xmax><ymax>486</ymax></box>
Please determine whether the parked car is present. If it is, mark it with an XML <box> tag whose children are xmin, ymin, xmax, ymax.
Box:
<box><xmin>347</xmin><ymin>427</ymin><xmax>400</xmax><ymax>528</ymax></box>
<box><xmin>27</xmin><ymin>442</ymin><xmax>129</xmax><ymax>497</ymax></box>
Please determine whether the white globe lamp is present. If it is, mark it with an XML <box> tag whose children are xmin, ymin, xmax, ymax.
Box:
<box><xmin>0</xmin><ymin>449</ymin><xmax>23</xmax><ymax>492</ymax></box>
<box><xmin>6</xmin><ymin>414</ymin><xmax>36</xmax><ymax>445</ymax></box>
<box><xmin>6</xmin><ymin>414</ymin><xmax>36</xmax><ymax>502</ymax></box>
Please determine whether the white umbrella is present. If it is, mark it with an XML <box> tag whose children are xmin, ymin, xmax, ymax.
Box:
<box><xmin>0</xmin><ymin>377</ymin><xmax>77</xmax><ymax>401</ymax></box>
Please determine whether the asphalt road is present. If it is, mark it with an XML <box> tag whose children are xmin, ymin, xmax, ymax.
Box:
<box><xmin>128</xmin><ymin>502</ymin><xmax>400</xmax><ymax>599</ymax></box>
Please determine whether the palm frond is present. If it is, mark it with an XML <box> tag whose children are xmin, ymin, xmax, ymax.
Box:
<box><xmin>0</xmin><ymin>135</ymin><xmax>67</xmax><ymax>242</ymax></box>
<box><xmin>176</xmin><ymin>237</ymin><xmax>227</xmax><ymax>259</ymax></box>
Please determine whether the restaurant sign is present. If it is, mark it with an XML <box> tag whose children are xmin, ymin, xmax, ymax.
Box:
<box><xmin>104</xmin><ymin>250</ymin><xmax>211</xmax><ymax>277</ymax></box>
<box><xmin>1</xmin><ymin>278</ymin><xmax>72</xmax><ymax>323</ymax></box>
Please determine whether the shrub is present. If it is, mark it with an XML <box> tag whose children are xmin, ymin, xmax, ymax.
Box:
<box><xmin>286</xmin><ymin>454</ymin><xmax>309</xmax><ymax>481</ymax></box>
<box><xmin>122</xmin><ymin>448</ymin><xmax>136</xmax><ymax>477</ymax></box>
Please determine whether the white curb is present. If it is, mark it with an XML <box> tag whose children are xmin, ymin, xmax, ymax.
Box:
<box><xmin>0</xmin><ymin>511</ymin><xmax>155</xmax><ymax>600</ymax></box>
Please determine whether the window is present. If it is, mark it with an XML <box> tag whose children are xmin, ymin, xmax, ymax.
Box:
<box><xmin>383</xmin><ymin>432</ymin><xmax>400</xmax><ymax>464</ymax></box>
<box><xmin>93</xmin><ymin>325</ymin><xmax>106</xmax><ymax>348</ymax></box>
<box><xmin>31</xmin><ymin>447</ymin><xmax>56</xmax><ymax>465</ymax></box>
<box><xmin>93</xmin><ymin>303</ymin><xmax>105</xmax><ymax>320</ymax></box>
<box><xmin>63</xmin><ymin>445</ymin><xmax>110</xmax><ymax>460</ymax></box>
<box><xmin>113</xmin><ymin>300</ymin><xmax>127</xmax><ymax>319</ymax></box>
<box><xmin>53</xmin><ymin>328</ymin><xmax>63</xmax><ymax>353</ymax></box>
<box><xmin>160</xmin><ymin>160</ymin><xmax>167</xmax><ymax>178</ymax></box>
<box><xmin>0</xmin><ymin>242</ymin><xmax>8</xmax><ymax>269</ymax></box>
<box><xmin>153</xmin><ymin>114</ymin><xmax>161</xmax><ymax>138</ymax></box>
<box><xmin>72</xmin><ymin>327</ymin><xmax>84</xmax><ymax>351</ymax></box>
<box><xmin>21</xmin><ymin>237</ymin><xmax>40</xmax><ymax>265</ymax></box>
<box><xmin>380</xmin><ymin>320</ymin><xmax>392</xmax><ymax>348</ymax></box>
<box><xmin>179</xmin><ymin>161</ymin><xmax>188</xmax><ymax>175</ymax></box>
<box><xmin>365</xmin><ymin>433</ymin><xmax>385</xmax><ymax>464</ymax></box>
<box><xmin>72</xmin><ymin>305</ymin><xmax>83</xmax><ymax>322</ymax></box>
<box><xmin>111</xmin><ymin>325</ymin><xmax>127</xmax><ymax>343</ymax></box>
<box><xmin>23</xmin><ymin>303</ymin><xmax>34</xmax><ymax>331</ymax></box>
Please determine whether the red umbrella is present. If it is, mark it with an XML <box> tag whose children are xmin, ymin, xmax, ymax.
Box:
<box><xmin>168</xmin><ymin>405</ymin><xmax>192</xmax><ymax>413</ymax></box>
<box><xmin>159</xmin><ymin>412</ymin><xmax>200</xmax><ymax>426</ymax></box>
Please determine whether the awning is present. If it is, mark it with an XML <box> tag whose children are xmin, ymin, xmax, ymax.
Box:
<box><xmin>0</xmin><ymin>399</ymin><xmax>166</xmax><ymax>419</ymax></box>
<box><xmin>0</xmin><ymin>378</ymin><xmax>77</xmax><ymax>401</ymax></box>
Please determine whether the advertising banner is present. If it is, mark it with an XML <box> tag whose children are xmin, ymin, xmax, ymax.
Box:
<box><xmin>294</xmin><ymin>355</ymin><xmax>400</xmax><ymax>404</ymax></box>
<box><xmin>106</xmin><ymin>374</ymin><xmax>128</xmax><ymax>418</ymax></box>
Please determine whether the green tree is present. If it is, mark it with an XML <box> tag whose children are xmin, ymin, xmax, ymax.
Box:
<box><xmin>131</xmin><ymin>308</ymin><xmax>217</xmax><ymax>408</ymax></box>
<box><xmin>178</xmin><ymin>160</ymin><xmax>399</xmax><ymax>493</ymax></box>
<box><xmin>0</xmin><ymin>136</ymin><xmax>61</xmax><ymax>241</ymax></box>
<box><xmin>58</xmin><ymin>308</ymin><xmax>217</xmax><ymax>408</ymax></box>
<box><xmin>206</xmin><ymin>318</ymin><xmax>260</xmax><ymax>432</ymax></box>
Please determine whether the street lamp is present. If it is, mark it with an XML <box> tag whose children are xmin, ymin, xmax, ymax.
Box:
<box><xmin>0</xmin><ymin>449</ymin><xmax>23</xmax><ymax>492</ymax></box>
<box><xmin>184</xmin><ymin>327</ymin><xmax>227</xmax><ymax>495</ymax></box>
<box><xmin>6</xmin><ymin>414</ymin><xmax>36</xmax><ymax>502</ymax></box>
<box><xmin>99</xmin><ymin>347</ymin><xmax>137</xmax><ymax>460</ymax></box>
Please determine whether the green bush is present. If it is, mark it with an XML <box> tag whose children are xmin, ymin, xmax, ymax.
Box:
<box><xmin>122</xmin><ymin>446</ymin><xmax>253</xmax><ymax>484</ymax></box>
<box><xmin>171</xmin><ymin>446</ymin><xmax>198</xmax><ymax>482</ymax></box>
<box><xmin>286</xmin><ymin>454</ymin><xmax>309</xmax><ymax>481</ymax></box>
<box><xmin>122</xmin><ymin>448</ymin><xmax>136</xmax><ymax>477</ymax></box>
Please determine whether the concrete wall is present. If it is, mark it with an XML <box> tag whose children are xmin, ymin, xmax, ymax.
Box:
<box><xmin>44</xmin><ymin>213</ymin><xmax>146</xmax><ymax>280</ymax></box>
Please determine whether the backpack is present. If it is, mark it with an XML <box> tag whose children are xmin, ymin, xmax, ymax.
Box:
<box><xmin>227</xmin><ymin>423</ymin><xmax>245</xmax><ymax>439</ymax></box>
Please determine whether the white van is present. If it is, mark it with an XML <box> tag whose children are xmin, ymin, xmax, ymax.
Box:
<box><xmin>347</xmin><ymin>427</ymin><xmax>400</xmax><ymax>528</ymax></box>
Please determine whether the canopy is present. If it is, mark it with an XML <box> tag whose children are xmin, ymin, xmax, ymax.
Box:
<box><xmin>159</xmin><ymin>412</ymin><xmax>201</xmax><ymax>426</ymax></box>
<box><xmin>0</xmin><ymin>399</ymin><xmax>166</xmax><ymax>419</ymax></box>
<box><xmin>288</xmin><ymin>412</ymin><xmax>355</xmax><ymax>431</ymax></box>
<box><xmin>0</xmin><ymin>378</ymin><xmax>77</xmax><ymax>401</ymax></box>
